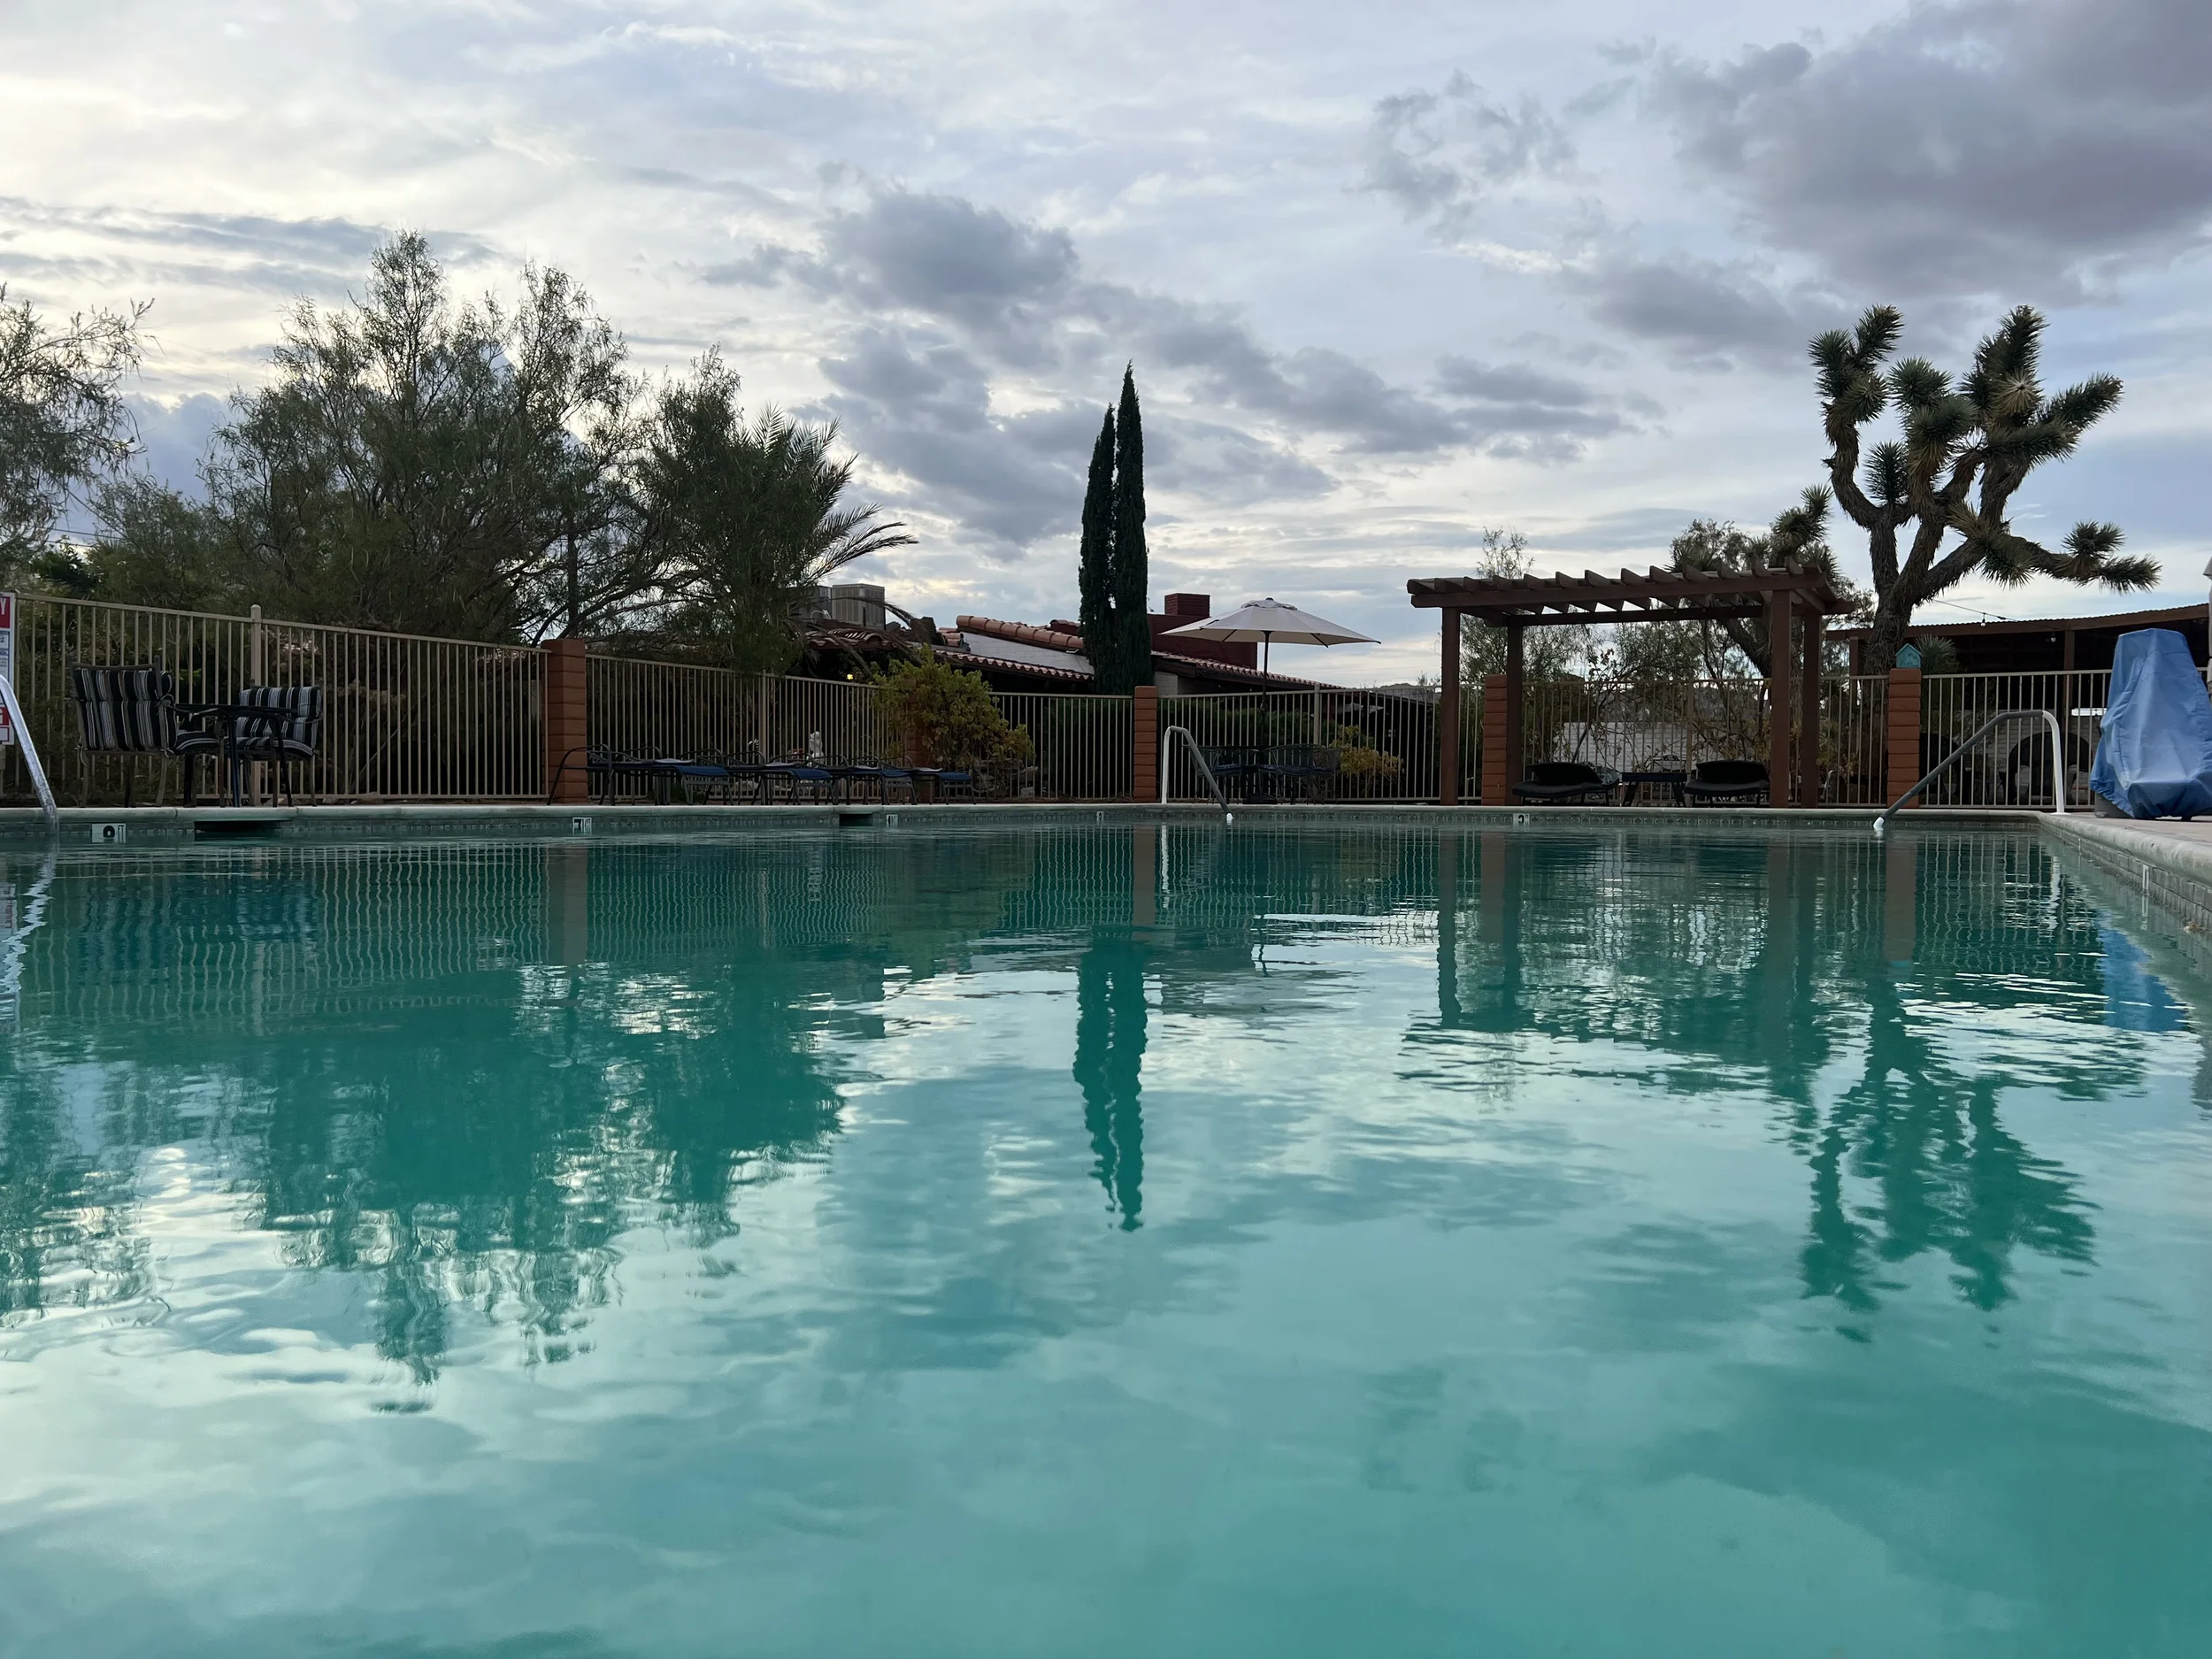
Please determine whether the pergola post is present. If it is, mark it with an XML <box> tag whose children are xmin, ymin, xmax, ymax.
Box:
<box><xmin>1767</xmin><ymin>592</ymin><xmax>1793</xmax><ymax>805</ymax></box>
<box><xmin>1798</xmin><ymin>604</ymin><xmax>1823</xmax><ymax>809</ymax></box>
<box><xmin>1405</xmin><ymin>565</ymin><xmax>1846</xmax><ymax>813</ymax></box>
<box><xmin>1438</xmin><ymin>607</ymin><xmax>1462</xmax><ymax>804</ymax></box>
<box><xmin>1504</xmin><ymin>624</ymin><xmax>1525</xmax><ymax>802</ymax></box>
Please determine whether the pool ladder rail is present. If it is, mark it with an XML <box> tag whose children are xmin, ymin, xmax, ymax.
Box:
<box><xmin>1161</xmin><ymin>726</ymin><xmax>1233</xmax><ymax>820</ymax></box>
<box><xmin>1873</xmin><ymin>709</ymin><xmax>2066</xmax><ymax>836</ymax></box>
<box><xmin>0</xmin><ymin>672</ymin><xmax>58</xmax><ymax>830</ymax></box>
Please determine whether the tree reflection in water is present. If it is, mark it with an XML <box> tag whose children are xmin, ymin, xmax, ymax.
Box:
<box><xmin>1432</xmin><ymin>828</ymin><xmax>2121</xmax><ymax>1320</ymax></box>
<box><xmin>0</xmin><ymin>833</ymin><xmax>1067</xmax><ymax>1375</ymax></box>
<box><xmin>0</xmin><ymin>823</ymin><xmax>2180</xmax><ymax>1373</ymax></box>
<box><xmin>1074</xmin><ymin>934</ymin><xmax>1148</xmax><ymax>1230</ymax></box>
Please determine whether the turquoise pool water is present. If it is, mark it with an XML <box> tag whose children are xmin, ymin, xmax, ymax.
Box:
<box><xmin>0</xmin><ymin>825</ymin><xmax>2208</xmax><ymax>1656</ymax></box>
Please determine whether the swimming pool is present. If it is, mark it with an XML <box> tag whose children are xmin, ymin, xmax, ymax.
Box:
<box><xmin>1</xmin><ymin>824</ymin><xmax>2207</xmax><ymax>1655</ymax></box>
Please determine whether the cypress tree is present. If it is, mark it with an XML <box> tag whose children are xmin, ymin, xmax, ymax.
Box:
<box><xmin>1077</xmin><ymin>408</ymin><xmax>1117</xmax><ymax>685</ymax></box>
<box><xmin>1110</xmin><ymin>365</ymin><xmax>1150</xmax><ymax>693</ymax></box>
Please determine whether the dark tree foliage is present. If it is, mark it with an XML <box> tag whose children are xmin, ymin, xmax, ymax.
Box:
<box><xmin>1074</xmin><ymin>365</ymin><xmax>1151</xmax><ymax>695</ymax></box>
<box><xmin>1812</xmin><ymin>304</ymin><xmax>2153</xmax><ymax>670</ymax></box>
<box><xmin>0</xmin><ymin>286</ymin><xmax>146</xmax><ymax>587</ymax></box>
<box><xmin>66</xmin><ymin>235</ymin><xmax>910</xmax><ymax>665</ymax></box>
<box><xmin>642</xmin><ymin>352</ymin><xmax>914</xmax><ymax>675</ymax></box>
<box><xmin>1077</xmin><ymin>408</ymin><xmax>1116</xmax><ymax>677</ymax></box>
<box><xmin>1111</xmin><ymin>365</ymin><xmax>1151</xmax><ymax>691</ymax></box>
<box><xmin>1665</xmin><ymin>488</ymin><xmax>1868</xmax><ymax>677</ymax></box>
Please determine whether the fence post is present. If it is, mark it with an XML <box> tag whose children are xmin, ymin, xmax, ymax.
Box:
<box><xmin>546</xmin><ymin>636</ymin><xmax>589</xmax><ymax>804</ymax></box>
<box><xmin>1479</xmin><ymin>672</ymin><xmax>1508</xmax><ymax>804</ymax></box>
<box><xmin>1885</xmin><ymin>665</ymin><xmax>1923</xmax><ymax>807</ymax></box>
<box><xmin>1132</xmin><ymin>686</ymin><xmax>1158</xmax><ymax>802</ymax></box>
<box><xmin>248</xmin><ymin>603</ymin><xmax>265</xmax><ymax>805</ymax></box>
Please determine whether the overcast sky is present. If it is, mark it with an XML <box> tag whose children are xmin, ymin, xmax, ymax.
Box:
<box><xmin>4</xmin><ymin>0</ymin><xmax>2208</xmax><ymax>680</ymax></box>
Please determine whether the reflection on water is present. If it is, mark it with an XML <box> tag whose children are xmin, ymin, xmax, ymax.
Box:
<box><xmin>0</xmin><ymin>824</ymin><xmax>2207</xmax><ymax>1655</ymax></box>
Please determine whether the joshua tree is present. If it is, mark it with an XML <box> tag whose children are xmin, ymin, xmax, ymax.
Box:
<box><xmin>1813</xmin><ymin>304</ymin><xmax>2154</xmax><ymax>671</ymax></box>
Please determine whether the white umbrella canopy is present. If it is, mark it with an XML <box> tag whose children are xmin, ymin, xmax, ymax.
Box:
<box><xmin>1161</xmin><ymin>597</ymin><xmax>1378</xmax><ymax>677</ymax></box>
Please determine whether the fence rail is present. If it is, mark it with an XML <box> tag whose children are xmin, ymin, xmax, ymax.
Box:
<box><xmin>1160</xmin><ymin>689</ymin><xmax>1440</xmax><ymax>802</ymax></box>
<box><xmin>0</xmin><ymin>592</ymin><xmax>2192</xmax><ymax>810</ymax></box>
<box><xmin>5</xmin><ymin>596</ymin><xmax>544</xmax><ymax>804</ymax></box>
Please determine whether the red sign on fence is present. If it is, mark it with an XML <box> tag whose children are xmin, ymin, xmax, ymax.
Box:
<box><xmin>0</xmin><ymin>592</ymin><xmax>14</xmax><ymax>747</ymax></box>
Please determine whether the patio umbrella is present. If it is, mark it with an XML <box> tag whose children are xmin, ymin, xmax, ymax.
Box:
<box><xmin>1160</xmin><ymin>597</ymin><xmax>1378</xmax><ymax>679</ymax></box>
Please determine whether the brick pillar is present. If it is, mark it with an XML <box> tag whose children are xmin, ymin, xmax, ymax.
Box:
<box><xmin>1131</xmin><ymin>685</ymin><xmax>1159</xmax><ymax>802</ymax></box>
<box><xmin>1437</xmin><ymin>607</ymin><xmax>1462</xmax><ymax>804</ymax></box>
<box><xmin>545</xmin><ymin>635</ymin><xmax>589</xmax><ymax>803</ymax></box>
<box><xmin>1885</xmin><ymin>666</ymin><xmax>1923</xmax><ymax>807</ymax></box>
<box><xmin>1479</xmin><ymin>673</ymin><xmax>1509</xmax><ymax>804</ymax></box>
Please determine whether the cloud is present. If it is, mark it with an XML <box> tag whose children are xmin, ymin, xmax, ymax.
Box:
<box><xmin>1565</xmin><ymin>249</ymin><xmax>1842</xmax><ymax>369</ymax></box>
<box><xmin>1359</xmin><ymin>73</ymin><xmax>1574</xmax><ymax>240</ymax></box>
<box><xmin>125</xmin><ymin>392</ymin><xmax>227</xmax><ymax>495</ymax></box>
<box><xmin>759</xmin><ymin>188</ymin><xmax>1648</xmax><ymax>457</ymax></box>
<box><xmin>1432</xmin><ymin>355</ymin><xmax>1649</xmax><ymax>458</ymax></box>
<box><xmin>817</xmin><ymin>326</ymin><xmax>1079</xmax><ymax>553</ymax></box>
<box><xmin>1645</xmin><ymin>0</ymin><xmax>2212</xmax><ymax>297</ymax></box>
<box><xmin>728</xmin><ymin>188</ymin><xmax>1639</xmax><ymax>549</ymax></box>
<box><xmin>0</xmin><ymin>197</ymin><xmax>498</xmax><ymax>297</ymax></box>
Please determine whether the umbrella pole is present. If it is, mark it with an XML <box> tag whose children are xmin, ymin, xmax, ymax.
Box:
<box><xmin>1263</xmin><ymin>634</ymin><xmax>1271</xmax><ymax>680</ymax></box>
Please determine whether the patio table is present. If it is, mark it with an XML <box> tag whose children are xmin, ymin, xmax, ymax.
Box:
<box><xmin>1617</xmin><ymin>770</ymin><xmax>1689</xmax><ymax>807</ymax></box>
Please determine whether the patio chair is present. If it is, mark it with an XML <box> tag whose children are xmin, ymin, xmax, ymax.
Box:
<box><xmin>1201</xmin><ymin>745</ymin><xmax>1260</xmax><ymax>801</ymax></box>
<box><xmin>1682</xmin><ymin>758</ymin><xmax>1770</xmax><ymax>806</ymax></box>
<box><xmin>1260</xmin><ymin>743</ymin><xmax>1337</xmax><ymax>801</ymax></box>
<box><xmin>1513</xmin><ymin>761</ymin><xmax>1621</xmax><ymax>805</ymax></box>
<box><xmin>66</xmin><ymin>665</ymin><xmax>224</xmax><ymax>806</ymax></box>
<box><xmin>233</xmin><ymin>685</ymin><xmax>323</xmax><ymax>805</ymax></box>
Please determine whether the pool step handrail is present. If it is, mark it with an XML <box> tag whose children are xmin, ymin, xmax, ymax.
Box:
<box><xmin>1873</xmin><ymin>709</ymin><xmax>2066</xmax><ymax>835</ymax></box>
<box><xmin>0</xmin><ymin>673</ymin><xmax>58</xmax><ymax>830</ymax></box>
<box><xmin>1161</xmin><ymin>726</ymin><xmax>1232</xmax><ymax>815</ymax></box>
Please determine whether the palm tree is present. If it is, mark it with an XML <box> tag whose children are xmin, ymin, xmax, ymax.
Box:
<box><xmin>642</xmin><ymin>352</ymin><xmax>914</xmax><ymax>672</ymax></box>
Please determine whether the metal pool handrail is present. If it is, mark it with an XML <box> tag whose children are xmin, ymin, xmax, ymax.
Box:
<box><xmin>0</xmin><ymin>673</ymin><xmax>58</xmax><ymax>829</ymax></box>
<box><xmin>1161</xmin><ymin>726</ymin><xmax>1233</xmax><ymax>817</ymax></box>
<box><xmin>1873</xmin><ymin>709</ymin><xmax>2066</xmax><ymax>836</ymax></box>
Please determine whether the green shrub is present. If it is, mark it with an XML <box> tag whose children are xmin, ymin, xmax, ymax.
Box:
<box><xmin>874</xmin><ymin>651</ymin><xmax>1034</xmax><ymax>772</ymax></box>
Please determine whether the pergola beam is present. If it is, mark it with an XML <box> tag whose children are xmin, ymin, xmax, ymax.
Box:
<box><xmin>1409</xmin><ymin>564</ymin><xmax>1847</xmax><ymax>613</ymax></box>
<box><xmin>1412</xmin><ymin>563</ymin><xmax>1848</xmax><ymax>809</ymax></box>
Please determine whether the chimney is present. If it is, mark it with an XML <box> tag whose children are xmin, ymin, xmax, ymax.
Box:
<box><xmin>1164</xmin><ymin>593</ymin><xmax>1210</xmax><ymax>618</ymax></box>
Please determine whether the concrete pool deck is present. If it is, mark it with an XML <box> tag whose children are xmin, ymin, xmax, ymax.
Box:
<box><xmin>0</xmin><ymin>799</ymin><xmax>2038</xmax><ymax>846</ymax></box>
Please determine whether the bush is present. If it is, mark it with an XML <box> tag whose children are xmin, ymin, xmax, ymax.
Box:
<box><xmin>874</xmin><ymin>651</ymin><xmax>1034</xmax><ymax>772</ymax></box>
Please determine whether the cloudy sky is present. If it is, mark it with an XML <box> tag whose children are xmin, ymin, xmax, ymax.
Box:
<box><xmin>4</xmin><ymin>0</ymin><xmax>2208</xmax><ymax>679</ymax></box>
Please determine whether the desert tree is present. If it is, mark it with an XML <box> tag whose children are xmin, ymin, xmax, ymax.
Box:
<box><xmin>1813</xmin><ymin>304</ymin><xmax>2153</xmax><ymax>670</ymax></box>
<box><xmin>0</xmin><ymin>286</ymin><xmax>146</xmax><ymax>586</ymax></box>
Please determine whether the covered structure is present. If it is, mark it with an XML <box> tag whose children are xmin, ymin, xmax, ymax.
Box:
<box><xmin>1408</xmin><ymin>565</ymin><xmax>1853</xmax><ymax>807</ymax></box>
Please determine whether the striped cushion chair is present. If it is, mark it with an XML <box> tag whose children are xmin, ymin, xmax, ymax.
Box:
<box><xmin>234</xmin><ymin>685</ymin><xmax>323</xmax><ymax>804</ymax></box>
<box><xmin>66</xmin><ymin>666</ymin><xmax>222</xmax><ymax>806</ymax></box>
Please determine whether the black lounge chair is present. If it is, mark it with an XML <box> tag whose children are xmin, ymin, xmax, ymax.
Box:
<box><xmin>1260</xmin><ymin>743</ymin><xmax>1340</xmax><ymax>801</ymax></box>
<box><xmin>549</xmin><ymin>747</ymin><xmax>661</xmax><ymax>803</ymax></box>
<box><xmin>1202</xmin><ymin>746</ymin><xmax>1261</xmax><ymax>800</ymax></box>
<box><xmin>67</xmin><ymin>665</ymin><xmax>224</xmax><ymax>805</ymax></box>
<box><xmin>232</xmin><ymin>685</ymin><xmax>323</xmax><ymax>805</ymax></box>
<box><xmin>1683</xmin><ymin>759</ymin><xmax>1770</xmax><ymax>806</ymax></box>
<box><xmin>1513</xmin><ymin>762</ymin><xmax>1620</xmax><ymax>804</ymax></box>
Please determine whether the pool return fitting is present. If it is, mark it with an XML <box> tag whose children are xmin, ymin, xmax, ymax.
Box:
<box><xmin>0</xmin><ymin>672</ymin><xmax>58</xmax><ymax>831</ymax></box>
<box><xmin>1874</xmin><ymin>709</ymin><xmax>2066</xmax><ymax>837</ymax></box>
<box><xmin>1161</xmin><ymin>726</ymin><xmax>1233</xmax><ymax>822</ymax></box>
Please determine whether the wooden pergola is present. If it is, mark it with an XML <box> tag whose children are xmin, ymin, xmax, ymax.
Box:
<box><xmin>1408</xmin><ymin>565</ymin><xmax>1853</xmax><ymax>807</ymax></box>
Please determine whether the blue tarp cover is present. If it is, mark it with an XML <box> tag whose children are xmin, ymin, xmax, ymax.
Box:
<box><xmin>2089</xmin><ymin>628</ymin><xmax>2212</xmax><ymax>818</ymax></box>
